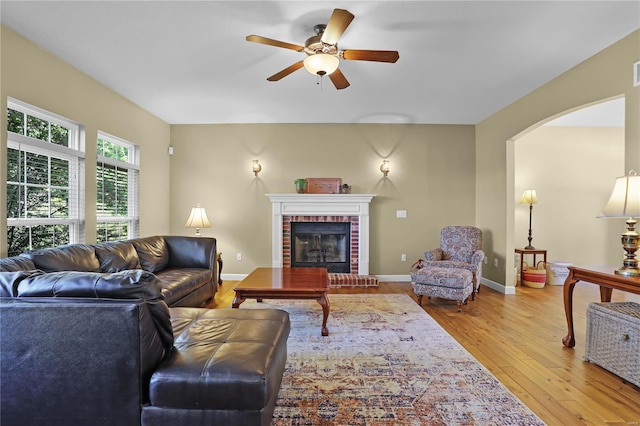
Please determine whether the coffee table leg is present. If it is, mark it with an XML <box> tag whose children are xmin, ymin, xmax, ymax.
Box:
<box><xmin>317</xmin><ymin>292</ymin><xmax>330</xmax><ymax>336</ymax></box>
<box><xmin>232</xmin><ymin>291</ymin><xmax>245</xmax><ymax>308</ymax></box>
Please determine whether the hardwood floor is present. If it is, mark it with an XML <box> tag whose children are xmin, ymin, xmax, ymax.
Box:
<box><xmin>211</xmin><ymin>280</ymin><xmax>640</xmax><ymax>425</ymax></box>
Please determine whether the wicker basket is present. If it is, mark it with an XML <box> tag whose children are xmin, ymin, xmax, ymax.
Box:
<box><xmin>585</xmin><ymin>302</ymin><xmax>640</xmax><ymax>387</ymax></box>
<box><xmin>522</xmin><ymin>261</ymin><xmax>546</xmax><ymax>288</ymax></box>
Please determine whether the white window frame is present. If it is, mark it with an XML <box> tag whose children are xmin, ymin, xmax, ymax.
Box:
<box><xmin>96</xmin><ymin>131</ymin><xmax>139</xmax><ymax>242</ymax></box>
<box><xmin>6</xmin><ymin>98</ymin><xmax>84</xmax><ymax>253</ymax></box>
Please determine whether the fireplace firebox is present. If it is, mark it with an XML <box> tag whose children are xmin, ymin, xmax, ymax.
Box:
<box><xmin>291</xmin><ymin>222</ymin><xmax>350</xmax><ymax>273</ymax></box>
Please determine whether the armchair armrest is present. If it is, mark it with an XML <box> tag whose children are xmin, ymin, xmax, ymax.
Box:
<box><xmin>424</xmin><ymin>248</ymin><xmax>443</xmax><ymax>262</ymax></box>
<box><xmin>471</xmin><ymin>250</ymin><xmax>485</xmax><ymax>266</ymax></box>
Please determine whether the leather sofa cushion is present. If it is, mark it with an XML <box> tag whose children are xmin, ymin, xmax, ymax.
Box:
<box><xmin>17</xmin><ymin>269</ymin><xmax>174</xmax><ymax>352</ymax></box>
<box><xmin>21</xmin><ymin>244</ymin><xmax>100</xmax><ymax>272</ymax></box>
<box><xmin>132</xmin><ymin>236</ymin><xmax>169</xmax><ymax>273</ymax></box>
<box><xmin>149</xmin><ymin>308</ymin><xmax>290</xmax><ymax>410</ymax></box>
<box><xmin>155</xmin><ymin>268</ymin><xmax>212</xmax><ymax>306</ymax></box>
<box><xmin>0</xmin><ymin>256</ymin><xmax>36</xmax><ymax>272</ymax></box>
<box><xmin>95</xmin><ymin>241</ymin><xmax>141</xmax><ymax>272</ymax></box>
<box><xmin>0</xmin><ymin>270</ymin><xmax>42</xmax><ymax>297</ymax></box>
<box><xmin>165</xmin><ymin>236</ymin><xmax>215</xmax><ymax>269</ymax></box>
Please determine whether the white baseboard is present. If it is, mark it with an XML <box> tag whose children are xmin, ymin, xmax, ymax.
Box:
<box><xmin>376</xmin><ymin>274</ymin><xmax>412</xmax><ymax>282</ymax></box>
<box><xmin>220</xmin><ymin>273</ymin><xmax>247</xmax><ymax>281</ymax></box>
<box><xmin>480</xmin><ymin>277</ymin><xmax>515</xmax><ymax>294</ymax></box>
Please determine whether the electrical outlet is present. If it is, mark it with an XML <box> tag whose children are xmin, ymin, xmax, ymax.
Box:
<box><xmin>236</xmin><ymin>253</ymin><xmax>242</xmax><ymax>261</ymax></box>
<box><xmin>401</xmin><ymin>254</ymin><xmax>407</xmax><ymax>262</ymax></box>
<box><xmin>483</xmin><ymin>257</ymin><xmax>488</xmax><ymax>265</ymax></box>
<box><xmin>493</xmin><ymin>258</ymin><xmax>498</xmax><ymax>267</ymax></box>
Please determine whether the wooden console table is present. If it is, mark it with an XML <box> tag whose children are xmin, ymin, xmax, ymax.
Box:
<box><xmin>562</xmin><ymin>265</ymin><xmax>640</xmax><ymax>348</ymax></box>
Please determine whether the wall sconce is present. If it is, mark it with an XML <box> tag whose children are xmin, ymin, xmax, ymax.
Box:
<box><xmin>251</xmin><ymin>159</ymin><xmax>262</xmax><ymax>176</ymax></box>
<box><xmin>184</xmin><ymin>203</ymin><xmax>211</xmax><ymax>237</ymax></box>
<box><xmin>380</xmin><ymin>160</ymin><xmax>390</xmax><ymax>177</ymax></box>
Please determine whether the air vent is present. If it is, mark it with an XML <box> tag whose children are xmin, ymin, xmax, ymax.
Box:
<box><xmin>634</xmin><ymin>61</ymin><xmax>640</xmax><ymax>87</ymax></box>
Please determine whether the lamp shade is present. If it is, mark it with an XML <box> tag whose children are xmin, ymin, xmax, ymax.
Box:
<box><xmin>601</xmin><ymin>173</ymin><xmax>640</xmax><ymax>218</ymax></box>
<box><xmin>184</xmin><ymin>204</ymin><xmax>211</xmax><ymax>229</ymax></box>
<box><xmin>303</xmin><ymin>54</ymin><xmax>339</xmax><ymax>76</ymax></box>
<box><xmin>518</xmin><ymin>189</ymin><xmax>539</xmax><ymax>205</ymax></box>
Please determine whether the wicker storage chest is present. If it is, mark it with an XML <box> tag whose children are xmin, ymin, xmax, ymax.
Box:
<box><xmin>585</xmin><ymin>302</ymin><xmax>640</xmax><ymax>387</ymax></box>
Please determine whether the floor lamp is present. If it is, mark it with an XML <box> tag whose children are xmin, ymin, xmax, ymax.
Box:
<box><xmin>600</xmin><ymin>171</ymin><xmax>640</xmax><ymax>276</ymax></box>
<box><xmin>519</xmin><ymin>189</ymin><xmax>539</xmax><ymax>250</ymax></box>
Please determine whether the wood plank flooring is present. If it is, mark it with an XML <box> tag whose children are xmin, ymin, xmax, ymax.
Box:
<box><xmin>210</xmin><ymin>280</ymin><xmax>640</xmax><ymax>425</ymax></box>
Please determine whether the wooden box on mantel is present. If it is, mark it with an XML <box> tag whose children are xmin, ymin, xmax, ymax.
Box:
<box><xmin>306</xmin><ymin>178</ymin><xmax>341</xmax><ymax>194</ymax></box>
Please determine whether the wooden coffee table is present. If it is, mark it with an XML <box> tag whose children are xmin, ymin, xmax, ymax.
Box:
<box><xmin>232</xmin><ymin>267</ymin><xmax>330</xmax><ymax>336</ymax></box>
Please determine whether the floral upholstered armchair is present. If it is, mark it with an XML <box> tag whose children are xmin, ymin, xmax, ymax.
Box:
<box><xmin>422</xmin><ymin>226</ymin><xmax>485</xmax><ymax>293</ymax></box>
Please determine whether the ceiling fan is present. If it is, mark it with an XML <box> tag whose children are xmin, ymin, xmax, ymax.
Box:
<box><xmin>246</xmin><ymin>8</ymin><xmax>399</xmax><ymax>90</ymax></box>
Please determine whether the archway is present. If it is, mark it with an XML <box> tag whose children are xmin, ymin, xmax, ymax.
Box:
<box><xmin>509</xmin><ymin>97</ymin><xmax>625</xmax><ymax>286</ymax></box>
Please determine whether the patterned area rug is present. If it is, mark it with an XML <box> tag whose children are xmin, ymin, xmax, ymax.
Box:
<box><xmin>239</xmin><ymin>294</ymin><xmax>545</xmax><ymax>425</ymax></box>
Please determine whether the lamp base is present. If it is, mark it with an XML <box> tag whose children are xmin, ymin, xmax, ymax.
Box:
<box><xmin>614</xmin><ymin>267</ymin><xmax>640</xmax><ymax>276</ymax></box>
<box><xmin>616</xmin><ymin>218</ymin><xmax>640</xmax><ymax>276</ymax></box>
<box><xmin>524</xmin><ymin>245</ymin><xmax>535</xmax><ymax>250</ymax></box>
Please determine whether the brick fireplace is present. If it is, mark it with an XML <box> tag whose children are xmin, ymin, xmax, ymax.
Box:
<box><xmin>267</xmin><ymin>194</ymin><xmax>375</xmax><ymax>275</ymax></box>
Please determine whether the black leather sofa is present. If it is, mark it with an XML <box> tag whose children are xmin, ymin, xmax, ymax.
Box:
<box><xmin>0</xmin><ymin>237</ymin><xmax>291</xmax><ymax>425</ymax></box>
<box><xmin>0</xmin><ymin>235</ymin><xmax>218</xmax><ymax>307</ymax></box>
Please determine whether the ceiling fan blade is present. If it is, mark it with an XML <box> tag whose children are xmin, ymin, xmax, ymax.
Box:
<box><xmin>246</xmin><ymin>35</ymin><xmax>304</xmax><ymax>52</ymax></box>
<box><xmin>321</xmin><ymin>9</ymin><xmax>355</xmax><ymax>45</ymax></box>
<box><xmin>341</xmin><ymin>49</ymin><xmax>399</xmax><ymax>63</ymax></box>
<box><xmin>329</xmin><ymin>68</ymin><xmax>350</xmax><ymax>90</ymax></box>
<box><xmin>266</xmin><ymin>61</ymin><xmax>305</xmax><ymax>82</ymax></box>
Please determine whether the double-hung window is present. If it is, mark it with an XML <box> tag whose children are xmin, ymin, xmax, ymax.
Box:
<box><xmin>96</xmin><ymin>132</ymin><xmax>139</xmax><ymax>243</ymax></box>
<box><xmin>6</xmin><ymin>99</ymin><xmax>84</xmax><ymax>257</ymax></box>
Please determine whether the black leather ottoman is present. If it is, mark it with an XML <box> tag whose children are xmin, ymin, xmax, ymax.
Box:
<box><xmin>142</xmin><ymin>307</ymin><xmax>290</xmax><ymax>426</ymax></box>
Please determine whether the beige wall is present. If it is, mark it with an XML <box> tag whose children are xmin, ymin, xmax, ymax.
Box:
<box><xmin>515</xmin><ymin>126</ymin><xmax>624</xmax><ymax>271</ymax></box>
<box><xmin>477</xmin><ymin>29</ymin><xmax>640</xmax><ymax>287</ymax></box>
<box><xmin>0</xmin><ymin>26</ymin><xmax>171</xmax><ymax>256</ymax></box>
<box><xmin>169</xmin><ymin>124</ymin><xmax>476</xmax><ymax>275</ymax></box>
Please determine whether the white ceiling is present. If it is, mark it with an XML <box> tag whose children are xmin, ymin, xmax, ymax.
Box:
<box><xmin>1</xmin><ymin>1</ymin><xmax>638</xmax><ymax>125</ymax></box>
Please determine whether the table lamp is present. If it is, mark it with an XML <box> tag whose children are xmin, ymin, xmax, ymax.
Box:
<box><xmin>519</xmin><ymin>189</ymin><xmax>539</xmax><ymax>249</ymax></box>
<box><xmin>184</xmin><ymin>203</ymin><xmax>211</xmax><ymax>236</ymax></box>
<box><xmin>600</xmin><ymin>171</ymin><xmax>640</xmax><ymax>276</ymax></box>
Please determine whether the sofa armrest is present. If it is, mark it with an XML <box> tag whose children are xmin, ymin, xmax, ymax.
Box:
<box><xmin>163</xmin><ymin>236</ymin><xmax>217</xmax><ymax>283</ymax></box>
<box><xmin>1</xmin><ymin>298</ymin><xmax>158</xmax><ymax>425</ymax></box>
<box><xmin>163</xmin><ymin>236</ymin><xmax>216</xmax><ymax>268</ymax></box>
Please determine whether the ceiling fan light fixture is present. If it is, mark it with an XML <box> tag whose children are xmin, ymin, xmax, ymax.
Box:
<box><xmin>303</xmin><ymin>54</ymin><xmax>339</xmax><ymax>76</ymax></box>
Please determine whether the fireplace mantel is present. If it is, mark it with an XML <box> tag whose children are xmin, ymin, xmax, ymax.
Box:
<box><xmin>266</xmin><ymin>194</ymin><xmax>375</xmax><ymax>275</ymax></box>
